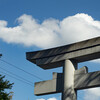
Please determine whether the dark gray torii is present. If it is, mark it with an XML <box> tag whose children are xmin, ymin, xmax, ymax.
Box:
<box><xmin>26</xmin><ymin>37</ymin><xmax>100</xmax><ymax>100</ymax></box>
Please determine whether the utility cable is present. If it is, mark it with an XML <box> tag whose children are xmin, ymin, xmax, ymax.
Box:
<box><xmin>0</xmin><ymin>59</ymin><xmax>43</xmax><ymax>80</ymax></box>
<box><xmin>0</xmin><ymin>66</ymin><xmax>34</xmax><ymax>85</ymax></box>
<box><xmin>0</xmin><ymin>71</ymin><xmax>33</xmax><ymax>87</ymax></box>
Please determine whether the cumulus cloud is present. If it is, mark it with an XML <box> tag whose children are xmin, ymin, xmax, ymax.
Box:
<box><xmin>84</xmin><ymin>88</ymin><xmax>100</xmax><ymax>100</ymax></box>
<box><xmin>0</xmin><ymin>13</ymin><xmax>100</xmax><ymax>48</ymax></box>
<box><xmin>36</xmin><ymin>99</ymin><xmax>45</xmax><ymax>100</ymax></box>
<box><xmin>36</xmin><ymin>97</ymin><xmax>57</xmax><ymax>100</ymax></box>
<box><xmin>90</xmin><ymin>59</ymin><xmax>100</xmax><ymax>63</ymax></box>
<box><xmin>47</xmin><ymin>97</ymin><xmax>57</xmax><ymax>100</ymax></box>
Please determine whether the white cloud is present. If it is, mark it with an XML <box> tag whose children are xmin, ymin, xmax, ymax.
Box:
<box><xmin>0</xmin><ymin>13</ymin><xmax>100</xmax><ymax>49</ymax></box>
<box><xmin>36</xmin><ymin>99</ymin><xmax>45</xmax><ymax>100</ymax></box>
<box><xmin>47</xmin><ymin>97</ymin><xmax>57</xmax><ymax>100</ymax></box>
<box><xmin>91</xmin><ymin>59</ymin><xmax>100</xmax><ymax>63</ymax></box>
<box><xmin>84</xmin><ymin>88</ymin><xmax>100</xmax><ymax>100</ymax></box>
<box><xmin>36</xmin><ymin>97</ymin><xmax>57</xmax><ymax>100</ymax></box>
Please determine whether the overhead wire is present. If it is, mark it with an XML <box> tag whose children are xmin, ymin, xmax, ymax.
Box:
<box><xmin>0</xmin><ymin>66</ymin><xmax>34</xmax><ymax>85</ymax></box>
<box><xmin>0</xmin><ymin>71</ymin><xmax>33</xmax><ymax>87</ymax></box>
<box><xmin>0</xmin><ymin>59</ymin><xmax>43</xmax><ymax>81</ymax></box>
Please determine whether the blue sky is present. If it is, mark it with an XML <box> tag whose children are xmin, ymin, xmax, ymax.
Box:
<box><xmin>0</xmin><ymin>0</ymin><xmax>100</xmax><ymax>100</ymax></box>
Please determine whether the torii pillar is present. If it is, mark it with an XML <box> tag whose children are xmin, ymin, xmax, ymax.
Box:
<box><xmin>26</xmin><ymin>36</ymin><xmax>100</xmax><ymax>100</ymax></box>
<box><xmin>62</xmin><ymin>60</ymin><xmax>77</xmax><ymax>100</ymax></box>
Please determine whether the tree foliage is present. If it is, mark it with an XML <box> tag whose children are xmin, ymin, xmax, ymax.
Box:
<box><xmin>0</xmin><ymin>74</ymin><xmax>14</xmax><ymax>100</ymax></box>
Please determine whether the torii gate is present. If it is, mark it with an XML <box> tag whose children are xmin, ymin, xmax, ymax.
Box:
<box><xmin>26</xmin><ymin>36</ymin><xmax>100</xmax><ymax>100</ymax></box>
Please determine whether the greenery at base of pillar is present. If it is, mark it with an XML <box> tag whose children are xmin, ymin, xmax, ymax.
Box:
<box><xmin>0</xmin><ymin>74</ymin><xmax>14</xmax><ymax>100</ymax></box>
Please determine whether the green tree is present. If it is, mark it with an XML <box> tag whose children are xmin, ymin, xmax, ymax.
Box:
<box><xmin>0</xmin><ymin>74</ymin><xmax>14</xmax><ymax>100</ymax></box>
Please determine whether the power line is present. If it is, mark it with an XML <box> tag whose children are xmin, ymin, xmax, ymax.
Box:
<box><xmin>0</xmin><ymin>59</ymin><xmax>43</xmax><ymax>80</ymax></box>
<box><xmin>0</xmin><ymin>66</ymin><xmax>34</xmax><ymax>85</ymax></box>
<box><xmin>0</xmin><ymin>71</ymin><xmax>33</xmax><ymax>87</ymax></box>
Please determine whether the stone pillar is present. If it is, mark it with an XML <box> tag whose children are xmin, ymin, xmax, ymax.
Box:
<box><xmin>62</xmin><ymin>59</ymin><xmax>77</xmax><ymax>100</ymax></box>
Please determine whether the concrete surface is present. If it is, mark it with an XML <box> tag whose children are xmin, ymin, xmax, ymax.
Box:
<box><xmin>34</xmin><ymin>67</ymin><xmax>100</xmax><ymax>96</ymax></box>
<box><xmin>26</xmin><ymin>37</ymin><xmax>100</xmax><ymax>69</ymax></box>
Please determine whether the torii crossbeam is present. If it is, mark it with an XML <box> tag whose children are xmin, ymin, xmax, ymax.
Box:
<box><xmin>26</xmin><ymin>37</ymin><xmax>100</xmax><ymax>100</ymax></box>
